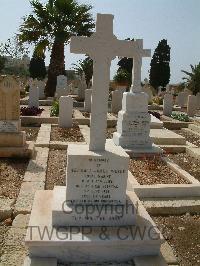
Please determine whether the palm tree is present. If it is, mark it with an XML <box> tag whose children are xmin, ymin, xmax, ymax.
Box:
<box><xmin>72</xmin><ymin>56</ymin><xmax>93</xmax><ymax>87</ymax></box>
<box><xmin>182</xmin><ymin>63</ymin><xmax>200</xmax><ymax>95</ymax></box>
<box><xmin>18</xmin><ymin>0</ymin><xmax>94</xmax><ymax>96</ymax></box>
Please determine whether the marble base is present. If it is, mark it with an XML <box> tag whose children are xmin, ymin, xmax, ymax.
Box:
<box><xmin>113</xmin><ymin>131</ymin><xmax>152</xmax><ymax>149</ymax></box>
<box><xmin>25</xmin><ymin>190</ymin><xmax>164</xmax><ymax>263</ymax></box>
<box><xmin>52</xmin><ymin>186</ymin><xmax>136</xmax><ymax>226</ymax></box>
<box><xmin>124</xmin><ymin>144</ymin><xmax>163</xmax><ymax>158</ymax></box>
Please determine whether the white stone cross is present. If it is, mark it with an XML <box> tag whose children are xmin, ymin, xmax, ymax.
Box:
<box><xmin>70</xmin><ymin>13</ymin><xmax>146</xmax><ymax>151</ymax></box>
<box><xmin>131</xmin><ymin>39</ymin><xmax>151</xmax><ymax>93</ymax></box>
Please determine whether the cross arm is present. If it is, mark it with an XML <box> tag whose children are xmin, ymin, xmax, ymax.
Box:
<box><xmin>70</xmin><ymin>36</ymin><xmax>91</xmax><ymax>55</ymax></box>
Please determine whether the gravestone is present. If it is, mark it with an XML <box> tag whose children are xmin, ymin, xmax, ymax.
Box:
<box><xmin>56</xmin><ymin>75</ymin><xmax>67</xmax><ymax>90</ymax></box>
<box><xmin>77</xmin><ymin>73</ymin><xmax>87</xmax><ymax>100</ymax></box>
<box><xmin>84</xmin><ymin>89</ymin><xmax>92</xmax><ymax>112</ymax></box>
<box><xmin>58</xmin><ymin>96</ymin><xmax>73</xmax><ymax>128</ymax></box>
<box><xmin>56</xmin><ymin>75</ymin><xmax>70</xmax><ymax>98</ymax></box>
<box><xmin>196</xmin><ymin>92</ymin><xmax>200</xmax><ymax>109</ymax></box>
<box><xmin>113</xmin><ymin>40</ymin><xmax>162</xmax><ymax>157</ymax></box>
<box><xmin>0</xmin><ymin>76</ymin><xmax>34</xmax><ymax>157</ymax></box>
<box><xmin>177</xmin><ymin>91</ymin><xmax>188</xmax><ymax>107</ymax></box>
<box><xmin>187</xmin><ymin>95</ymin><xmax>197</xmax><ymax>117</ymax></box>
<box><xmin>25</xmin><ymin>13</ymin><xmax>163</xmax><ymax>264</ymax></box>
<box><xmin>163</xmin><ymin>93</ymin><xmax>173</xmax><ymax>116</ymax></box>
<box><xmin>142</xmin><ymin>78</ymin><xmax>153</xmax><ymax>102</ymax></box>
<box><xmin>37</xmin><ymin>80</ymin><xmax>45</xmax><ymax>99</ymax></box>
<box><xmin>111</xmin><ymin>89</ymin><xmax>123</xmax><ymax>113</ymax></box>
<box><xmin>29</xmin><ymin>80</ymin><xmax>39</xmax><ymax>108</ymax></box>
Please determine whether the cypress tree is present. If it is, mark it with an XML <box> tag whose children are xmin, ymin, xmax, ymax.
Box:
<box><xmin>149</xmin><ymin>39</ymin><xmax>171</xmax><ymax>90</ymax></box>
<box><xmin>29</xmin><ymin>50</ymin><xmax>47</xmax><ymax>80</ymax></box>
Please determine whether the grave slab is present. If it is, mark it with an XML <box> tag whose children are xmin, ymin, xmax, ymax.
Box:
<box><xmin>150</xmin><ymin>129</ymin><xmax>186</xmax><ymax>145</ymax></box>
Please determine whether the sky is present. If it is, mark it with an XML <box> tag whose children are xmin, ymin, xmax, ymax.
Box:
<box><xmin>0</xmin><ymin>0</ymin><xmax>200</xmax><ymax>83</ymax></box>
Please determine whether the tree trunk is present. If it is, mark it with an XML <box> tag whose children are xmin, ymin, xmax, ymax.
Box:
<box><xmin>45</xmin><ymin>40</ymin><xmax>65</xmax><ymax>97</ymax></box>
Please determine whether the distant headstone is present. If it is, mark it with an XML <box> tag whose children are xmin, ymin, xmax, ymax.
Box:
<box><xmin>56</xmin><ymin>75</ymin><xmax>69</xmax><ymax>98</ymax></box>
<box><xmin>0</xmin><ymin>76</ymin><xmax>20</xmax><ymax>121</ymax></box>
<box><xmin>29</xmin><ymin>80</ymin><xmax>39</xmax><ymax>108</ymax></box>
<box><xmin>111</xmin><ymin>89</ymin><xmax>123</xmax><ymax>114</ymax></box>
<box><xmin>37</xmin><ymin>80</ymin><xmax>45</xmax><ymax>99</ymax></box>
<box><xmin>187</xmin><ymin>95</ymin><xmax>197</xmax><ymax>117</ymax></box>
<box><xmin>56</xmin><ymin>75</ymin><xmax>67</xmax><ymax>90</ymax></box>
<box><xmin>177</xmin><ymin>91</ymin><xmax>188</xmax><ymax>107</ymax></box>
<box><xmin>78</xmin><ymin>74</ymin><xmax>87</xmax><ymax>100</ymax></box>
<box><xmin>163</xmin><ymin>93</ymin><xmax>173</xmax><ymax>116</ymax></box>
<box><xmin>59</xmin><ymin>96</ymin><xmax>73</xmax><ymax>128</ymax></box>
<box><xmin>142</xmin><ymin>78</ymin><xmax>153</xmax><ymax>102</ymax></box>
<box><xmin>0</xmin><ymin>75</ymin><xmax>34</xmax><ymax>158</ymax></box>
<box><xmin>84</xmin><ymin>89</ymin><xmax>92</xmax><ymax>112</ymax></box>
<box><xmin>196</xmin><ymin>92</ymin><xmax>200</xmax><ymax>109</ymax></box>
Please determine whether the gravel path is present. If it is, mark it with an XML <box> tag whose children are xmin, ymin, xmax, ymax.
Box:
<box><xmin>46</xmin><ymin>149</ymin><xmax>67</xmax><ymax>190</ymax></box>
<box><xmin>22</xmin><ymin>126</ymin><xmax>40</xmax><ymax>141</ymax></box>
<box><xmin>154</xmin><ymin>214</ymin><xmax>200</xmax><ymax>266</ymax></box>
<box><xmin>0</xmin><ymin>224</ymin><xmax>9</xmax><ymax>257</ymax></box>
<box><xmin>168</xmin><ymin>153</ymin><xmax>200</xmax><ymax>182</ymax></box>
<box><xmin>173</xmin><ymin>130</ymin><xmax>200</xmax><ymax>147</ymax></box>
<box><xmin>0</xmin><ymin>158</ymin><xmax>29</xmax><ymax>199</ymax></box>
<box><xmin>51</xmin><ymin>124</ymin><xmax>84</xmax><ymax>142</ymax></box>
<box><xmin>129</xmin><ymin>158</ymin><xmax>189</xmax><ymax>185</ymax></box>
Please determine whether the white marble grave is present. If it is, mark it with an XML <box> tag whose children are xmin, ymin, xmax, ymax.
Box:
<box><xmin>58</xmin><ymin>96</ymin><xmax>73</xmax><ymax>128</ymax></box>
<box><xmin>113</xmin><ymin>40</ymin><xmax>162</xmax><ymax>157</ymax></box>
<box><xmin>25</xmin><ymin>14</ymin><xmax>163</xmax><ymax>264</ymax></box>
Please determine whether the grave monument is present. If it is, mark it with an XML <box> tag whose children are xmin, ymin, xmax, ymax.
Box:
<box><xmin>113</xmin><ymin>40</ymin><xmax>162</xmax><ymax>157</ymax></box>
<box><xmin>25</xmin><ymin>14</ymin><xmax>163</xmax><ymax>264</ymax></box>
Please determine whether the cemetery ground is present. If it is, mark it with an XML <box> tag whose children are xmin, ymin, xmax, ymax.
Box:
<box><xmin>0</xmin><ymin>93</ymin><xmax>200</xmax><ymax>265</ymax></box>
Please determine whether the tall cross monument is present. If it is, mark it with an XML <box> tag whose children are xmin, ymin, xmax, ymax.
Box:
<box><xmin>71</xmin><ymin>14</ymin><xmax>139</xmax><ymax>151</ymax></box>
<box><xmin>131</xmin><ymin>39</ymin><xmax>151</xmax><ymax>93</ymax></box>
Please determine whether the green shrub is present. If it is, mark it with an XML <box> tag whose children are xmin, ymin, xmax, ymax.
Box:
<box><xmin>50</xmin><ymin>100</ymin><xmax>59</xmax><ymax>117</ymax></box>
<box><xmin>152</xmin><ymin>96</ymin><xmax>163</xmax><ymax>105</ymax></box>
<box><xmin>113</xmin><ymin>69</ymin><xmax>131</xmax><ymax>85</ymax></box>
<box><xmin>171</xmin><ymin>112</ymin><xmax>189</xmax><ymax>122</ymax></box>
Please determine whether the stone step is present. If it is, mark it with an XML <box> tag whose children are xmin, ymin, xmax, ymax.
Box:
<box><xmin>186</xmin><ymin>146</ymin><xmax>200</xmax><ymax>160</ymax></box>
<box><xmin>188</xmin><ymin>123</ymin><xmax>200</xmax><ymax>134</ymax></box>
<box><xmin>142</xmin><ymin>197</ymin><xmax>200</xmax><ymax>215</ymax></box>
<box><xmin>158</xmin><ymin>144</ymin><xmax>186</xmax><ymax>153</ymax></box>
<box><xmin>150</xmin><ymin>129</ymin><xmax>186</xmax><ymax>145</ymax></box>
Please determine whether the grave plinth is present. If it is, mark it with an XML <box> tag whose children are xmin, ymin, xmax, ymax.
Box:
<box><xmin>52</xmin><ymin>140</ymin><xmax>136</xmax><ymax>227</ymax></box>
<box><xmin>0</xmin><ymin>76</ymin><xmax>34</xmax><ymax>158</ymax></box>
